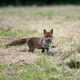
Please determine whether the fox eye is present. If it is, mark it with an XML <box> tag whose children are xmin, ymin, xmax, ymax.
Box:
<box><xmin>45</xmin><ymin>35</ymin><xmax>52</xmax><ymax>38</ymax></box>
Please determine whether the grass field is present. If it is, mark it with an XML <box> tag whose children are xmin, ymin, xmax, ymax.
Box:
<box><xmin>0</xmin><ymin>5</ymin><xmax>80</xmax><ymax>80</ymax></box>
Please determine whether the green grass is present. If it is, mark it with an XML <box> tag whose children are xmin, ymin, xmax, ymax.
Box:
<box><xmin>33</xmin><ymin>10</ymin><xmax>55</xmax><ymax>17</ymax></box>
<box><xmin>0</xmin><ymin>55</ymin><xmax>80</xmax><ymax>80</ymax></box>
<box><xmin>0</xmin><ymin>31</ymin><xmax>16</xmax><ymax>37</ymax></box>
<box><xmin>0</xmin><ymin>29</ymin><xmax>38</xmax><ymax>38</ymax></box>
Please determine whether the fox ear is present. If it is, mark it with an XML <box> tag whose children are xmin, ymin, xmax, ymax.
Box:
<box><xmin>43</xmin><ymin>29</ymin><xmax>46</xmax><ymax>34</ymax></box>
<box><xmin>50</xmin><ymin>29</ymin><xmax>53</xmax><ymax>34</ymax></box>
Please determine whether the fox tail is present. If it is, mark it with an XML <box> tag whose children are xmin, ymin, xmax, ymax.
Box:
<box><xmin>6</xmin><ymin>38</ymin><xmax>29</xmax><ymax>48</ymax></box>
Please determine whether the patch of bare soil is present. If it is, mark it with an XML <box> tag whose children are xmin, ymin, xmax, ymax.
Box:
<box><xmin>0</xmin><ymin>48</ymin><xmax>39</xmax><ymax>64</ymax></box>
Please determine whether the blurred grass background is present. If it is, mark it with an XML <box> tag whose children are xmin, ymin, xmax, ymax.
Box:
<box><xmin>0</xmin><ymin>6</ymin><xmax>80</xmax><ymax>80</ymax></box>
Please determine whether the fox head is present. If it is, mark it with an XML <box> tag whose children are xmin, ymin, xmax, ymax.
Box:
<box><xmin>42</xmin><ymin>29</ymin><xmax>53</xmax><ymax>48</ymax></box>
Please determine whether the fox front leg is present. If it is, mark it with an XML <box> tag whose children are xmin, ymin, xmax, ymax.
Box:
<box><xmin>41</xmin><ymin>48</ymin><xmax>45</xmax><ymax>53</ymax></box>
<box><xmin>41</xmin><ymin>48</ymin><xmax>49</xmax><ymax>53</ymax></box>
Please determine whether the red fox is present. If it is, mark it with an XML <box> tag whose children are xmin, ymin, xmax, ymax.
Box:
<box><xmin>6</xmin><ymin>29</ymin><xmax>53</xmax><ymax>53</ymax></box>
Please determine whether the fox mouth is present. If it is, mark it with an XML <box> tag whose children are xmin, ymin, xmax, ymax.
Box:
<box><xmin>44</xmin><ymin>42</ymin><xmax>52</xmax><ymax>49</ymax></box>
<box><xmin>42</xmin><ymin>38</ymin><xmax>52</xmax><ymax>48</ymax></box>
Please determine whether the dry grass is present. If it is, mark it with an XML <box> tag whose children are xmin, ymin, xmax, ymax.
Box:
<box><xmin>0</xmin><ymin>5</ymin><xmax>80</xmax><ymax>80</ymax></box>
<box><xmin>0</xmin><ymin>5</ymin><xmax>80</xmax><ymax>62</ymax></box>
<box><xmin>0</xmin><ymin>5</ymin><xmax>80</xmax><ymax>57</ymax></box>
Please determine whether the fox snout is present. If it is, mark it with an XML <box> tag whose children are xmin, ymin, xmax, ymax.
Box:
<box><xmin>45</xmin><ymin>38</ymin><xmax>52</xmax><ymax>44</ymax></box>
<box><xmin>42</xmin><ymin>37</ymin><xmax>52</xmax><ymax>44</ymax></box>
